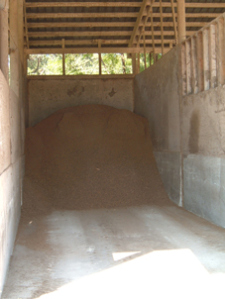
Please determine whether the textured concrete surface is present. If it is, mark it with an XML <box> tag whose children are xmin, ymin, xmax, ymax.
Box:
<box><xmin>3</xmin><ymin>204</ymin><xmax>225</xmax><ymax>299</ymax></box>
<box><xmin>0</xmin><ymin>158</ymin><xmax>23</xmax><ymax>297</ymax></box>
<box><xmin>154</xmin><ymin>151</ymin><xmax>181</xmax><ymax>206</ymax></box>
<box><xmin>183</xmin><ymin>155</ymin><xmax>225</xmax><ymax>227</ymax></box>
<box><xmin>182</xmin><ymin>85</ymin><xmax>225</xmax><ymax>227</ymax></box>
<box><xmin>28</xmin><ymin>78</ymin><xmax>134</xmax><ymax>126</ymax></box>
<box><xmin>134</xmin><ymin>48</ymin><xmax>182</xmax><ymax>205</ymax></box>
<box><xmin>182</xmin><ymin>85</ymin><xmax>225</xmax><ymax>157</ymax></box>
<box><xmin>0</xmin><ymin>71</ymin><xmax>11</xmax><ymax>174</ymax></box>
<box><xmin>0</xmin><ymin>70</ymin><xmax>25</xmax><ymax>296</ymax></box>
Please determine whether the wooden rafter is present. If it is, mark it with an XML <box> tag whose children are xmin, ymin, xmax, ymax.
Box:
<box><xmin>26</xmin><ymin>12</ymin><xmax>221</xmax><ymax>20</ymax></box>
<box><xmin>23</xmin><ymin>0</ymin><xmax>29</xmax><ymax>48</ymax></box>
<box><xmin>26</xmin><ymin>2</ymin><xmax>142</xmax><ymax>8</ymax></box>
<box><xmin>25</xmin><ymin>46</ymin><xmax>172</xmax><ymax>55</ymax></box>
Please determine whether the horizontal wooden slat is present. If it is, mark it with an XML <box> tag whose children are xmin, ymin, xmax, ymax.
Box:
<box><xmin>27</xmin><ymin>21</ymin><xmax>208</xmax><ymax>29</ymax></box>
<box><xmin>27</xmin><ymin>22</ymin><xmax>136</xmax><ymax>28</ymax></box>
<box><xmin>28</xmin><ymin>31</ymin><xmax>132</xmax><ymax>37</ymax></box>
<box><xmin>26</xmin><ymin>12</ymin><xmax>221</xmax><ymax>19</ymax></box>
<box><xmin>25</xmin><ymin>46</ymin><xmax>171</xmax><ymax>54</ymax></box>
<box><xmin>28</xmin><ymin>30</ymin><xmax>195</xmax><ymax>37</ymax></box>
<box><xmin>26</xmin><ymin>12</ymin><xmax>139</xmax><ymax>19</ymax></box>
<box><xmin>26</xmin><ymin>2</ymin><xmax>142</xmax><ymax>8</ymax></box>
<box><xmin>25</xmin><ymin>2</ymin><xmax>225</xmax><ymax>9</ymax></box>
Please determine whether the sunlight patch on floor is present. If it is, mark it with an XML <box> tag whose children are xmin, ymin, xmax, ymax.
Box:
<box><xmin>34</xmin><ymin>248</ymin><xmax>221</xmax><ymax>299</ymax></box>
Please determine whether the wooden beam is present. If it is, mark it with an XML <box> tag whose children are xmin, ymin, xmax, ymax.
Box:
<box><xmin>160</xmin><ymin>0</ymin><xmax>164</xmax><ymax>54</ymax></box>
<box><xmin>28</xmin><ymin>22</ymin><xmax>136</xmax><ymax>29</ymax></box>
<box><xmin>26</xmin><ymin>12</ymin><xmax>221</xmax><ymax>20</ymax></box>
<box><xmin>171</xmin><ymin>0</ymin><xmax>178</xmax><ymax>44</ymax></box>
<box><xmin>150</xmin><ymin>6</ymin><xmax>155</xmax><ymax>61</ymax></box>
<box><xmin>129</xmin><ymin>0</ymin><xmax>153</xmax><ymax>47</ymax></box>
<box><xmin>23</xmin><ymin>0</ymin><xmax>29</xmax><ymax>48</ymax></box>
<box><xmin>26</xmin><ymin>2</ymin><xmax>142</xmax><ymax>8</ymax></box>
<box><xmin>177</xmin><ymin>0</ymin><xmax>186</xmax><ymax>43</ymax></box>
<box><xmin>10</xmin><ymin>0</ymin><xmax>19</xmax><ymax>96</ymax></box>
<box><xmin>98</xmin><ymin>40</ymin><xmax>101</xmax><ymax>75</ymax></box>
<box><xmin>28</xmin><ymin>31</ymin><xmax>132</xmax><ymax>38</ymax></box>
<box><xmin>25</xmin><ymin>2</ymin><xmax>225</xmax><ymax>9</ymax></box>
<box><xmin>27</xmin><ymin>21</ymin><xmax>209</xmax><ymax>29</ymax></box>
<box><xmin>25</xmin><ymin>46</ymin><xmax>172</xmax><ymax>55</ymax></box>
<box><xmin>26</xmin><ymin>12</ymin><xmax>139</xmax><ymax>19</ymax></box>
<box><xmin>0</xmin><ymin>5</ymin><xmax>8</xmax><ymax>80</ymax></box>
<box><xmin>28</xmin><ymin>39</ymin><xmax>130</xmax><ymax>46</ymax></box>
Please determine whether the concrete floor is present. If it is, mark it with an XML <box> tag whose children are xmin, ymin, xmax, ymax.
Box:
<box><xmin>2</xmin><ymin>203</ymin><xmax>225</xmax><ymax>299</ymax></box>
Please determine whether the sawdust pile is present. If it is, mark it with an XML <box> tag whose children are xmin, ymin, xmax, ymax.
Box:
<box><xmin>23</xmin><ymin>105</ymin><xmax>169</xmax><ymax>217</ymax></box>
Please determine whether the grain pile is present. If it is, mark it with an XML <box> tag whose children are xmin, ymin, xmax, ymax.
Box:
<box><xmin>23</xmin><ymin>105</ymin><xmax>169</xmax><ymax>217</ymax></box>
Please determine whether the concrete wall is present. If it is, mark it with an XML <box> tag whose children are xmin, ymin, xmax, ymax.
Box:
<box><xmin>0</xmin><ymin>2</ymin><xmax>25</xmax><ymax>297</ymax></box>
<box><xmin>182</xmin><ymin>86</ymin><xmax>225</xmax><ymax>227</ymax></box>
<box><xmin>134</xmin><ymin>47</ymin><xmax>182</xmax><ymax>206</ymax></box>
<box><xmin>134</xmin><ymin>46</ymin><xmax>225</xmax><ymax>228</ymax></box>
<box><xmin>28</xmin><ymin>77</ymin><xmax>134</xmax><ymax>126</ymax></box>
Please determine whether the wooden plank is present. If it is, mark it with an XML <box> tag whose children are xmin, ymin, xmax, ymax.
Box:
<box><xmin>217</xmin><ymin>16</ymin><xmax>225</xmax><ymax>85</ymax></box>
<box><xmin>181</xmin><ymin>43</ymin><xmax>186</xmax><ymax>95</ymax></box>
<box><xmin>28</xmin><ymin>31</ymin><xmax>132</xmax><ymax>38</ymax></box>
<box><xmin>25</xmin><ymin>46</ymin><xmax>171</xmax><ymax>55</ymax></box>
<box><xmin>26</xmin><ymin>2</ymin><xmax>142</xmax><ymax>8</ymax></box>
<box><xmin>185</xmin><ymin>39</ymin><xmax>192</xmax><ymax>94</ymax></box>
<box><xmin>196</xmin><ymin>31</ymin><xmax>204</xmax><ymax>92</ymax></box>
<box><xmin>10</xmin><ymin>0</ymin><xmax>19</xmax><ymax>96</ymax></box>
<box><xmin>209</xmin><ymin>23</ymin><xmax>217</xmax><ymax>88</ymax></box>
<box><xmin>26</xmin><ymin>12</ymin><xmax>221</xmax><ymax>19</ymax></box>
<box><xmin>29</xmin><ymin>30</ymin><xmax>195</xmax><ymax>38</ymax></box>
<box><xmin>203</xmin><ymin>28</ymin><xmax>210</xmax><ymax>91</ymax></box>
<box><xmin>170</xmin><ymin>0</ymin><xmax>178</xmax><ymax>44</ymax></box>
<box><xmin>25</xmin><ymin>2</ymin><xmax>225</xmax><ymax>9</ymax></box>
<box><xmin>0</xmin><ymin>9</ymin><xmax>9</xmax><ymax>81</ymax></box>
<box><xmin>150</xmin><ymin>6</ymin><xmax>155</xmax><ymax>61</ymax></box>
<box><xmin>27</xmin><ymin>21</ymin><xmax>208</xmax><ymax>29</ymax></box>
<box><xmin>27</xmin><ymin>74</ymin><xmax>135</xmax><ymax>80</ymax></box>
<box><xmin>190</xmin><ymin>36</ymin><xmax>198</xmax><ymax>94</ymax></box>
<box><xmin>28</xmin><ymin>38</ymin><xmax>177</xmax><ymax>47</ymax></box>
<box><xmin>27</xmin><ymin>12</ymin><xmax>139</xmax><ymax>19</ymax></box>
<box><xmin>23</xmin><ymin>0</ymin><xmax>29</xmax><ymax>48</ymax></box>
<box><xmin>160</xmin><ymin>0</ymin><xmax>164</xmax><ymax>54</ymax></box>
<box><xmin>177</xmin><ymin>0</ymin><xmax>186</xmax><ymax>43</ymax></box>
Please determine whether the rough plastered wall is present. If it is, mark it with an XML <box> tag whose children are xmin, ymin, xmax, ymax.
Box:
<box><xmin>0</xmin><ymin>1</ymin><xmax>25</xmax><ymax>296</ymax></box>
<box><xmin>182</xmin><ymin>86</ymin><xmax>225</xmax><ymax>227</ymax></box>
<box><xmin>28</xmin><ymin>78</ymin><xmax>134</xmax><ymax>126</ymax></box>
<box><xmin>134</xmin><ymin>47</ymin><xmax>182</xmax><ymax>206</ymax></box>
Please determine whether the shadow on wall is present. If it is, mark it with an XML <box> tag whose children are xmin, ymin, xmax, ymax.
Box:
<box><xmin>189</xmin><ymin>110</ymin><xmax>200</xmax><ymax>154</ymax></box>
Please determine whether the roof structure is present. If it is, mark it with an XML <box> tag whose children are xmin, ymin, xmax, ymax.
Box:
<box><xmin>24</xmin><ymin>0</ymin><xmax>225</xmax><ymax>54</ymax></box>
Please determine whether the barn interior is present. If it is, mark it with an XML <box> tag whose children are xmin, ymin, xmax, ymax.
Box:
<box><xmin>1</xmin><ymin>0</ymin><xmax>225</xmax><ymax>298</ymax></box>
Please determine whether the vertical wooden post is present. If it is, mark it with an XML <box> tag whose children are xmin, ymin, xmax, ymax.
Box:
<box><xmin>196</xmin><ymin>31</ymin><xmax>204</xmax><ymax>92</ymax></box>
<box><xmin>10</xmin><ymin>0</ymin><xmax>19</xmax><ymax>96</ymax></box>
<box><xmin>159</xmin><ymin>0</ymin><xmax>164</xmax><ymax>55</ymax></box>
<box><xmin>209</xmin><ymin>23</ymin><xmax>217</xmax><ymax>88</ymax></box>
<box><xmin>177</xmin><ymin>0</ymin><xmax>186</xmax><ymax>43</ymax></box>
<box><xmin>137</xmin><ymin>53</ymin><xmax>140</xmax><ymax>73</ymax></box>
<box><xmin>0</xmin><ymin>1</ymin><xmax>9</xmax><ymax>80</ymax></box>
<box><xmin>150</xmin><ymin>6</ymin><xmax>155</xmax><ymax>63</ymax></box>
<box><xmin>132</xmin><ymin>53</ymin><xmax>137</xmax><ymax>75</ymax></box>
<box><xmin>170</xmin><ymin>0</ymin><xmax>178</xmax><ymax>44</ymax></box>
<box><xmin>217</xmin><ymin>16</ymin><xmax>225</xmax><ymax>85</ymax></box>
<box><xmin>203</xmin><ymin>28</ymin><xmax>210</xmax><ymax>91</ymax></box>
<box><xmin>143</xmin><ymin>33</ymin><xmax>146</xmax><ymax>69</ymax></box>
<box><xmin>98</xmin><ymin>40</ymin><xmax>101</xmax><ymax>75</ymax></box>
<box><xmin>62</xmin><ymin>38</ymin><xmax>65</xmax><ymax>75</ymax></box>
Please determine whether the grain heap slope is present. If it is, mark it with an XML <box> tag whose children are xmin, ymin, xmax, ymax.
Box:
<box><xmin>23</xmin><ymin>105</ymin><xmax>170</xmax><ymax>217</ymax></box>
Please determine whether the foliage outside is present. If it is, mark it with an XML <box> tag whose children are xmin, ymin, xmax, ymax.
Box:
<box><xmin>27</xmin><ymin>53</ymin><xmax>133</xmax><ymax>75</ymax></box>
<box><xmin>27</xmin><ymin>54</ymin><xmax>63</xmax><ymax>75</ymax></box>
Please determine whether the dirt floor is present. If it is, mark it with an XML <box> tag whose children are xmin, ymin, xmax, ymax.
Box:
<box><xmin>2</xmin><ymin>105</ymin><xmax>225</xmax><ymax>298</ymax></box>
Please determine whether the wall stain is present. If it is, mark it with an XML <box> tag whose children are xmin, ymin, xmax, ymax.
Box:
<box><xmin>108</xmin><ymin>88</ymin><xmax>116</xmax><ymax>97</ymax></box>
<box><xmin>67</xmin><ymin>86</ymin><xmax>85</xmax><ymax>97</ymax></box>
<box><xmin>189</xmin><ymin>110</ymin><xmax>200</xmax><ymax>154</ymax></box>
